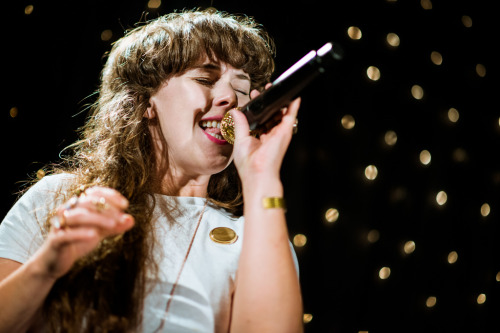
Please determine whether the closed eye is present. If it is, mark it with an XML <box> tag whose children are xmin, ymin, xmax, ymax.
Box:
<box><xmin>195</xmin><ymin>78</ymin><xmax>215</xmax><ymax>86</ymax></box>
<box><xmin>236</xmin><ymin>89</ymin><xmax>249</xmax><ymax>96</ymax></box>
<box><xmin>196</xmin><ymin>78</ymin><xmax>248</xmax><ymax>96</ymax></box>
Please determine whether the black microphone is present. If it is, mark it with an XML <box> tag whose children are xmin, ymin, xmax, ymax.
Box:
<box><xmin>220</xmin><ymin>42</ymin><xmax>343</xmax><ymax>144</ymax></box>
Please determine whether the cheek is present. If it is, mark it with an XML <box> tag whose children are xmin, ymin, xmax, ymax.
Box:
<box><xmin>239</xmin><ymin>95</ymin><xmax>251</xmax><ymax>106</ymax></box>
<box><xmin>157</xmin><ymin>94</ymin><xmax>206</xmax><ymax>130</ymax></box>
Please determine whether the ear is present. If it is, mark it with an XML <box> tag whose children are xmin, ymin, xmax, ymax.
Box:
<box><xmin>143</xmin><ymin>99</ymin><xmax>156</xmax><ymax>119</ymax></box>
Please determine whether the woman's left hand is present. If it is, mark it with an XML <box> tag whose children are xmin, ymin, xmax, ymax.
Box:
<box><xmin>230</xmin><ymin>85</ymin><xmax>301</xmax><ymax>182</ymax></box>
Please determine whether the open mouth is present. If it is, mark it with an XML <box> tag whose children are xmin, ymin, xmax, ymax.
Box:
<box><xmin>200</xmin><ymin>119</ymin><xmax>225</xmax><ymax>141</ymax></box>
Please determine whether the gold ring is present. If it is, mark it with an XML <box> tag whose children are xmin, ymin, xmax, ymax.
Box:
<box><xmin>74</xmin><ymin>185</ymin><xmax>86</xmax><ymax>197</ymax></box>
<box><xmin>64</xmin><ymin>196</ymin><xmax>79</xmax><ymax>210</ymax></box>
<box><xmin>92</xmin><ymin>197</ymin><xmax>109</xmax><ymax>212</ymax></box>
<box><xmin>51</xmin><ymin>212</ymin><xmax>67</xmax><ymax>229</ymax></box>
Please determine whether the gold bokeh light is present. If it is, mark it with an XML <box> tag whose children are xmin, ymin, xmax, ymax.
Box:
<box><xmin>365</xmin><ymin>165</ymin><xmax>378</xmax><ymax>180</ymax></box>
<box><xmin>367</xmin><ymin>229</ymin><xmax>380</xmax><ymax>243</ymax></box>
<box><xmin>476</xmin><ymin>64</ymin><xmax>486</xmax><ymax>77</ymax></box>
<box><xmin>303</xmin><ymin>313</ymin><xmax>313</xmax><ymax>324</ymax></box>
<box><xmin>421</xmin><ymin>0</ymin><xmax>432</xmax><ymax>10</ymax></box>
<box><xmin>36</xmin><ymin>169</ymin><xmax>46</xmax><ymax>180</ymax></box>
<box><xmin>419</xmin><ymin>150</ymin><xmax>431</xmax><ymax>165</ymax></box>
<box><xmin>101</xmin><ymin>29</ymin><xmax>113</xmax><ymax>42</ymax></box>
<box><xmin>367</xmin><ymin>66</ymin><xmax>381</xmax><ymax>81</ymax></box>
<box><xmin>447</xmin><ymin>251</ymin><xmax>458</xmax><ymax>264</ymax></box>
<box><xmin>452</xmin><ymin>148</ymin><xmax>467</xmax><ymax>162</ymax></box>
<box><xmin>430</xmin><ymin>51</ymin><xmax>442</xmax><ymax>65</ymax></box>
<box><xmin>462</xmin><ymin>15</ymin><xmax>472</xmax><ymax>28</ymax></box>
<box><xmin>403</xmin><ymin>241</ymin><xmax>416</xmax><ymax>254</ymax></box>
<box><xmin>436</xmin><ymin>191</ymin><xmax>447</xmax><ymax>205</ymax></box>
<box><xmin>480</xmin><ymin>203</ymin><xmax>490</xmax><ymax>217</ymax></box>
<box><xmin>24</xmin><ymin>5</ymin><xmax>34</xmax><ymax>15</ymax></box>
<box><xmin>426</xmin><ymin>296</ymin><xmax>437</xmax><ymax>308</ymax></box>
<box><xmin>448</xmin><ymin>108</ymin><xmax>459</xmax><ymax>123</ymax></box>
<box><xmin>293</xmin><ymin>234</ymin><xmax>307</xmax><ymax>247</ymax></box>
<box><xmin>9</xmin><ymin>107</ymin><xmax>18</xmax><ymax>118</ymax></box>
<box><xmin>411</xmin><ymin>85</ymin><xmax>424</xmax><ymax>100</ymax></box>
<box><xmin>379</xmin><ymin>267</ymin><xmax>391</xmax><ymax>280</ymax></box>
<box><xmin>325</xmin><ymin>208</ymin><xmax>339</xmax><ymax>223</ymax></box>
<box><xmin>477</xmin><ymin>293</ymin><xmax>486</xmax><ymax>304</ymax></box>
<box><xmin>147</xmin><ymin>0</ymin><xmax>162</xmax><ymax>9</ymax></box>
<box><xmin>386</xmin><ymin>33</ymin><xmax>400</xmax><ymax>47</ymax></box>
<box><xmin>347</xmin><ymin>26</ymin><xmax>362</xmax><ymax>40</ymax></box>
<box><xmin>384</xmin><ymin>130</ymin><xmax>397</xmax><ymax>146</ymax></box>
<box><xmin>341</xmin><ymin>115</ymin><xmax>355</xmax><ymax>129</ymax></box>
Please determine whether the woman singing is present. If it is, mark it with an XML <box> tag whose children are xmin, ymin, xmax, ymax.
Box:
<box><xmin>0</xmin><ymin>9</ymin><xmax>302</xmax><ymax>332</ymax></box>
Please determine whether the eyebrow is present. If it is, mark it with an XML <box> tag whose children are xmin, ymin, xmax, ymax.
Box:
<box><xmin>194</xmin><ymin>63</ymin><xmax>251</xmax><ymax>82</ymax></box>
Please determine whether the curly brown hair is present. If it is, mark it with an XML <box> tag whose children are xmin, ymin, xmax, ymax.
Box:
<box><xmin>40</xmin><ymin>8</ymin><xmax>275</xmax><ymax>332</ymax></box>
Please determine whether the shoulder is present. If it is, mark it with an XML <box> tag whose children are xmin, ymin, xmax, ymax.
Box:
<box><xmin>20</xmin><ymin>173</ymin><xmax>76</xmax><ymax>203</ymax></box>
<box><xmin>0</xmin><ymin>173</ymin><xmax>76</xmax><ymax>263</ymax></box>
<box><xmin>30</xmin><ymin>173</ymin><xmax>76</xmax><ymax>193</ymax></box>
<box><xmin>5</xmin><ymin>173</ymin><xmax>77</xmax><ymax>226</ymax></box>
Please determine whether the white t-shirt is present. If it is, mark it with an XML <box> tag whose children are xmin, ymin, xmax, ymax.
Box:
<box><xmin>0</xmin><ymin>174</ymin><xmax>298</xmax><ymax>332</ymax></box>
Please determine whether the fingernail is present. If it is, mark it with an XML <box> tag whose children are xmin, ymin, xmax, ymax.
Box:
<box><xmin>119</xmin><ymin>214</ymin><xmax>133</xmax><ymax>224</ymax></box>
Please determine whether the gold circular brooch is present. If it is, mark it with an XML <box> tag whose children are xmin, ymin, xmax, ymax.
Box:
<box><xmin>209</xmin><ymin>227</ymin><xmax>238</xmax><ymax>244</ymax></box>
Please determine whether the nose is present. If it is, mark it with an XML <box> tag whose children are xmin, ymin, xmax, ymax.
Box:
<box><xmin>213</xmin><ymin>82</ymin><xmax>238</xmax><ymax>109</ymax></box>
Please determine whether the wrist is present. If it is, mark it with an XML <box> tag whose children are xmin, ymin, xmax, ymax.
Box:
<box><xmin>28</xmin><ymin>242</ymin><xmax>62</xmax><ymax>282</ymax></box>
<box><xmin>242</xmin><ymin>175</ymin><xmax>284</xmax><ymax>201</ymax></box>
<box><xmin>25</xmin><ymin>256</ymin><xmax>58</xmax><ymax>285</ymax></box>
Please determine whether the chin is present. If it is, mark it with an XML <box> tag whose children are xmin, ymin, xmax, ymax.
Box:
<box><xmin>206</xmin><ymin>156</ymin><xmax>233</xmax><ymax>176</ymax></box>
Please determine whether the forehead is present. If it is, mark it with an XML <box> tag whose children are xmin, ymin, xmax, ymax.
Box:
<box><xmin>190</xmin><ymin>56</ymin><xmax>250</xmax><ymax>79</ymax></box>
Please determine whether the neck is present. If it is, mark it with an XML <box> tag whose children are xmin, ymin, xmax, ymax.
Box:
<box><xmin>155</xmin><ymin>168</ymin><xmax>210</xmax><ymax>197</ymax></box>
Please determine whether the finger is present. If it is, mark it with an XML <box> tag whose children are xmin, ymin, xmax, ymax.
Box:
<box><xmin>285</xmin><ymin>97</ymin><xmax>301</xmax><ymax>118</ymax></box>
<box><xmin>280</xmin><ymin>97</ymin><xmax>301</xmax><ymax>128</ymax></box>
<box><xmin>50</xmin><ymin>227</ymin><xmax>99</xmax><ymax>249</ymax></box>
<box><xmin>250</xmin><ymin>88</ymin><xmax>260</xmax><ymax>100</ymax></box>
<box><xmin>63</xmin><ymin>208</ymin><xmax>117</xmax><ymax>228</ymax></box>
<box><xmin>249</xmin><ymin>82</ymin><xmax>272</xmax><ymax>100</ymax></box>
<box><xmin>54</xmin><ymin>199</ymin><xmax>122</xmax><ymax>230</ymax></box>
<box><xmin>259</xmin><ymin>97</ymin><xmax>301</xmax><ymax>142</ymax></box>
<box><xmin>83</xmin><ymin>187</ymin><xmax>129</xmax><ymax>210</ymax></box>
<box><xmin>58</xmin><ymin>208</ymin><xmax>134</xmax><ymax>234</ymax></box>
<box><xmin>229</xmin><ymin>108</ymin><xmax>251</xmax><ymax>143</ymax></box>
<box><xmin>76</xmin><ymin>194</ymin><xmax>123</xmax><ymax>217</ymax></box>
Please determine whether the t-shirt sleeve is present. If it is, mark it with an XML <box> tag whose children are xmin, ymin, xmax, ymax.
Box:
<box><xmin>0</xmin><ymin>174</ymin><xmax>71</xmax><ymax>264</ymax></box>
<box><xmin>289</xmin><ymin>241</ymin><xmax>300</xmax><ymax>278</ymax></box>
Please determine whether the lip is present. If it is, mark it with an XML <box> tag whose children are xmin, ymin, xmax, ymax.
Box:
<box><xmin>200</xmin><ymin>115</ymin><xmax>224</xmax><ymax>122</ymax></box>
<box><xmin>202</xmin><ymin>129</ymin><xmax>228</xmax><ymax>145</ymax></box>
<box><xmin>199</xmin><ymin>115</ymin><xmax>228</xmax><ymax>145</ymax></box>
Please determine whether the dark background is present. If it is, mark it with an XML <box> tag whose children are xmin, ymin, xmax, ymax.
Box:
<box><xmin>2</xmin><ymin>0</ymin><xmax>498</xmax><ymax>332</ymax></box>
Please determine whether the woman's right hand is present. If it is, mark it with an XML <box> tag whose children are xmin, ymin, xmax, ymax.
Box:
<box><xmin>36</xmin><ymin>187</ymin><xmax>134</xmax><ymax>280</ymax></box>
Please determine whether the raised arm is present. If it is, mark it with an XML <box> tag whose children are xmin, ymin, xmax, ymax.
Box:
<box><xmin>230</xmin><ymin>91</ymin><xmax>303</xmax><ymax>333</ymax></box>
<box><xmin>0</xmin><ymin>187</ymin><xmax>134</xmax><ymax>333</ymax></box>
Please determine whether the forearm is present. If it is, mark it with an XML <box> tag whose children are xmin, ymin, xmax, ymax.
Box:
<box><xmin>0</xmin><ymin>250</ymin><xmax>56</xmax><ymax>333</ymax></box>
<box><xmin>231</xmin><ymin>174</ymin><xmax>303</xmax><ymax>333</ymax></box>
